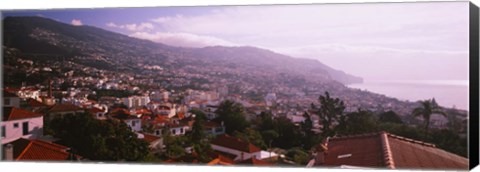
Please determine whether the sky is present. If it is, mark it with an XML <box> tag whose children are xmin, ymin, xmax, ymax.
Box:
<box><xmin>2</xmin><ymin>2</ymin><xmax>470</xmax><ymax>82</ymax></box>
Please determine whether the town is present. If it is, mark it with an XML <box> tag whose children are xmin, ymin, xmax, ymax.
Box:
<box><xmin>1</xmin><ymin>16</ymin><xmax>470</xmax><ymax>170</ymax></box>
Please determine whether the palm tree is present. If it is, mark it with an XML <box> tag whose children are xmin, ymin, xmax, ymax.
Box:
<box><xmin>412</xmin><ymin>98</ymin><xmax>446</xmax><ymax>139</ymax></box>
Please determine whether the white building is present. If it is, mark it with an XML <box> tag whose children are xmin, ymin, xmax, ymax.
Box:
<box><xmin>210</xmin><ymin>134</ymin><xmax>277</xmax><ymax>161</ymax></box>
<box><xmin>123</xmin><ymin>96</ymin><xmax>151</xmax><ymax>108</ymax></box>
<box><xmin>264</xmin><ymin>93</ymin><xmax>277</xmax><ymax>107</ymax></box>
<box><xmin>1</xmin><ymin>107</ymin><xmax>44</xmax><ymax>144</ymax></box>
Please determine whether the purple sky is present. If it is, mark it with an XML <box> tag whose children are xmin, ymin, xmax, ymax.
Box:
<box><xmin>4</xmin><ymin>2</ymin><xmax>470</xmax><ymax>81</ymax></box>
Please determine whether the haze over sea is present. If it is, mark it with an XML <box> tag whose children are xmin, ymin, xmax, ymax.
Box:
<box><xmin>347</xmin><ymin>80</ymin><xmax>469</xmax><ymax>111</ymax></box>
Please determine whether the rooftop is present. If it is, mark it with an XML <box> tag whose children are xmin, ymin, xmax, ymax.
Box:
<box><xmin>314</xmin><ymin>131</ymin><xmax>468</xmax><ymax>170</ymax></box>
<box><xmin>2</xmin><ymin>138</ymin><xmax>80</xmax><ymax>161</ymax></box>
<box><xmin>2</xmin><ymin>107</ymin><xmax>43</xmax><ymax>121</ymax></box>
<box><xmin>211</xmin><ymin>134</ymin><xmax>261</xmax><ymax>153</ymax></box>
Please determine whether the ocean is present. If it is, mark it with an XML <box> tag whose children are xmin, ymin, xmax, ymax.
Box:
<box><xmin>347</xmin><ymin>80</ymin><xmax>469</xmax><ymax>111</ymax></box>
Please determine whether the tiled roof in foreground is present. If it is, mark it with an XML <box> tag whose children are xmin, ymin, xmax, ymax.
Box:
<box><xmin>316</xmin><ymin>131</ymin><xmax>468</xmax><ymax>170</ymax></box>
<box><xmin>3</xmin><ymin>138</ymin><xmax>80</xmax><ymax>161</ymax></box>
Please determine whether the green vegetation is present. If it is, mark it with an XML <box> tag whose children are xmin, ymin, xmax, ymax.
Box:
<box><xmin>411</xmin><ymin>98</ymin><xmax>446</xmax><ymax>139</ymax></box>
<box><xmin>311</xmin><ymin>91</ymin><xmax>345</xmax><ymax>137</ymax></box>
<box><xmin>48</xmin><ymin>113</ymin><xmax>149</xmax><ymax>161</ymax></box>
<box><xmin>215</xmin><ymin>100</ymin><xmax>250</xmax><ymax>134</ymax></box>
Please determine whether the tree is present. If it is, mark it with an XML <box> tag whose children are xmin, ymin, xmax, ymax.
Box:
<box><xmin>285</xmin><ymin>147</ymin><xmax>310</xmax><ymax>165</ymax></box>
<box><xmin>188</xmin><ymin>109</ymin><xmax>213</xmax><ymax>163</ymax></box>
<box><xmin>215</xmin><ymin>100</ymin><xmax>250</xmax><ymax>134</ymax></box>
<box><xmin>379</xmin><ymin>110</ymin><xmax>403</xmax><ymax>124</ymax></box>
<box><xmin>274</xmin><ymin>117</ymin><xmax>302</xmax><ymax>149</ymax></box>
<box><xmin>412</xmin><ymin>98</ymin><xmax>446</xmax><ymax>139</ymax></box>
<box><xmin>300</xmin><ymin>112</ymin><xmax>319</xmax><ymax>150</ymax></box>
<box><xmin>189</xmin><ymin>109</ymin><xmax>207</xmax><ymax>144</ymax></box>
<box><xmin>337</xmin><ymin>110</ymin><xmax>379</xmax><ymax>135</ymax></box>
<box><xmin>312</xmin><ymin>92</ymin><xmax>345</xmax><ymax>137</ymax></box>
<box><xmin>234</xmin><ymin>128</ymin><xmax>267</xmax><ymax>149</ymax></box>
<box><xmin>49</xmin><ymin>113</ymin><xmax>149</xmax><ymax>161</ymax></box>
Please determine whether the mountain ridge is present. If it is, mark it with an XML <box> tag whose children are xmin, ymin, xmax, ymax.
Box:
<box><xmin>3</xmin><ymin>16</ymin><xmax>362</xmax><ymax>85</ymax></box>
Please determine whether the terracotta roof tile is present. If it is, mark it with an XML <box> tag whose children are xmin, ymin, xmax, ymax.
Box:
<box><xmin>141</xmin><ymin>133</ymin><xmax>161</xmax><ymax>143</ymax></box>
<box><xmin>238</xmin><ymin>157</ymin><xmax>272</xmax><ymax>166</ymax></box>
<box><xmin>315</xmin><ymin>131</ymin><xmax>468</xmax><ymax>170</ymax></box>
<box><xmin>27</xmin><ymin>98</ymin><xmax>47</xmax><ymax>107</ymax></box>
<box><xmin>88</xmin><ymin>107</ymin><xmax>104</xmax><ymax>113</ymax></box>
<box><xmin>48</xmin><ymin>103</ymin><xmax>82</xmax><ymax>113</ymax></box>
<box><xmin>2</xmin><ymin>107</ymin><xmax>43</xmax><ymax>121</ymax></box>
<box><xmin>3</xmin><ymin>138</ymin><xmax>79</xmax><ymax>161</ymax></box>
<box><xmin>211</xmin><ymin>134</ymin><xmax>261</xmax><ymax>153</ymax></box>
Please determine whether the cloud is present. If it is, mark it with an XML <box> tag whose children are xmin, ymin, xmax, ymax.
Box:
<box><xmin>143</xmin><ymin>3</ymin><xmax>468</xmax><ymax>80</ymax></box>
<box><xmin>129</xmin><ymin>32</ymin><xmax>238</xmax><ymax>48</ymax></box>
<box><xmin>106</xmin><ymin>22</ymin><xmax>154</xmax><ymax>31</ymax></box>
<box><xmin>71</xmin><ymin>19</ymin><xmax>83</xmax><ymax>26</ymax></box>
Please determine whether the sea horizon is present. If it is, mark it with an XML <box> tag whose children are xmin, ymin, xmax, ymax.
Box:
<box><xmin>347</xmin><ymin>79</ymin><xmax>469</xmax><ymax>111</ymax></box>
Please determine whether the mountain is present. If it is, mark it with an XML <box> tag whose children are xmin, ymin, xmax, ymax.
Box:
<box><xmin>2</xmin><ymin>16</ymin><xmax>362</xmax><ymax>85</ymax></box>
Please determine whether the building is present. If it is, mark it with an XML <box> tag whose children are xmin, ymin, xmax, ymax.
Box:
<box><xmin>5</xmin><ymin>87</ymin><xmax>41</xmax><ymax>101</ymax></box>
<box><xmin>39</xmin><ymin>103</ymin><xmax>85</xmax><ymax>121</ymax></box>
<box><xmin>123</xmin><ymin>96</ymin><xmax>150</xmax><ymax>108</ymax></box>
<box><xmin>3</xmin><ymin>90</ymin><xmax>20</xmax><ymax>108</ymax></box>
<box><xmin>1</xmin><ymin>107</ymin><xmax>44</xmax><ymax>144</ymax></box>
<box><xmin>109</xmin><ymin>108</ymin><xmax>142</xmax><ymax>132</ymax></box>
<box><xmin>204</xmin><ymin>121</ymin><xmax>225</xmax><ymax>136</ymax></box>
<box><xmin>2</xmin><ymin>138</ymin><xmax>80</xmax><ymax>161</ymax></box>
<box><xmin>88</xmin><ymin>107</ymin><xmax>108</xmax><ymax>120</ymax></box>
<box><xmin>210</xmin><ymin>134</ymin><xmax>277</xmax><ymax>161</ymax></box>
<box><xmin>309</xmin><ymin>131</ymin><xmax>468</xmax><ymax>170</ymax></box>
<box><xmin>138</xmin><ymin>132</ymin><xmax>164</xmax><ymax>152</ymax></box>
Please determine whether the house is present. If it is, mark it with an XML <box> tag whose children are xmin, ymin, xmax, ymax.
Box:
<box><xmin>4</xmin><ymin>90</ymin><xmax>21</xmax><ymax>108</ymax></box>
<box><xmin>168</xmin><ymin>120</ymin><xmax>189</xmax><ymax>136</ymax></box>
<box><xmin>137</xmin><ymin>132</ymin><xmax>164</xmax><ymax>151</ymax></box>
<box><xmin>109</xmin><ymin>108</ymin><xmax>142</xmax><ymax>132</ymax></box>
<box><xmin>204</xmin><ymin>121</ymin><xmax>225</xmax><ymax>136</ymax></box>
<box><xmin>309</xmin><ymin>131</ymin><xmax>468</xmax><ymax>170</ymax></box>
<box><xmin>1</xmin><ymin>107</ymin><xmax>44</xmax><ymax>144</ymax></box>
<box><xmin>40</xmin><ymin>103</ymin><xmax>85</xmax><ymax>121</ymax></box>
<box><xmin>88</xmin><ymin>107</ymin><xmax>107</xmax><ymax>120</ymax></box>
<box><xmin>154</xmin><ymin>104</ymin><xmax>176</xmax><ymax>118</ymax></box>
<box><xmin>2</xmin><ymin>138</ymin><xmax>80</xmax><ymax>161</ymax></box>
<box><xmin>210</xmin><ymin>134</ymin><xmax>264</xmax><ymax>161</ymax></box>
<box><xmin>202</xmin><ymin>105</ymin><xmax>218</xmax><ymax>120</ymax></box>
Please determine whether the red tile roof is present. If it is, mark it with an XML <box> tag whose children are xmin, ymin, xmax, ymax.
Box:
<box><xmin>2</xmin><ymin>107</ymin><xmax>43</xmax><ymax>121</ymax></box>
<box><xmin>211</xmin><ymin>134</ymin><xmax>261</xmax><ymax>153</ymax></box>
<box><xmin>48</xmin><ymin>103</ymin><xmax>83</xmax><ymax>113</ymax></box>
<box><xmin>207</xmin><ymin>156</ymin><xmax>235</xmax><ymax>165</ymax></box>
<box><xmin>141</xmin><ymin>133</ymin><xmax>161</xmax><ymax>143</ymax></box>
<box><xmin>238</xmin><ymin>157</ymin><xmax>272</xmax><ymax>166</ymax></box>
<box><xmin>315</xmin><ymin>131</ymin><xmax>468</xmax><ymax>170</ymax></box>
<box><xmin>135</xmin><ymin>108</ymin><xmax>152</xmax><ymax>115</ymax></box>
<box><xmin>3</xmin><ymin>138</ymin><xmax>80</xmax><ymax>161</ymax></box>
<box><xmin>88</xmin><ymin>107</ymin><xmax>104</xmax><ymax>113</ymax></box>
<box><xmin>27</xmin><ymin>98</ymin><xmax>47</xmax><ymax>107</ymax></box>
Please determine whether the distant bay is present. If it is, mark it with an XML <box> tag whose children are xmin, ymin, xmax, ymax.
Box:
<box><xmin>347</xmin><ymin>80</ymin><xmax>469</xmax><ymax>111</ymax></box>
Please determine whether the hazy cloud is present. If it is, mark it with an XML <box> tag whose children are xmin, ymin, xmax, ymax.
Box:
<box><xmin>106</xmin><ymin>22</ymin><xmax>154</xmax><ymax>31</ymax></box>
<box><xmin>129</xmin><ymin>32</ymin><xmax>238</xmax><ymax>48</ymax></box>
<box><xmin>71</xmin><ymin>19</ymin><xmax>83</xmax><ymax>26</ymax></box>
<box><xmin>145</xmin><ymin>3</ymin><xmax>468</xmax><ymax>80</ymax></box>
